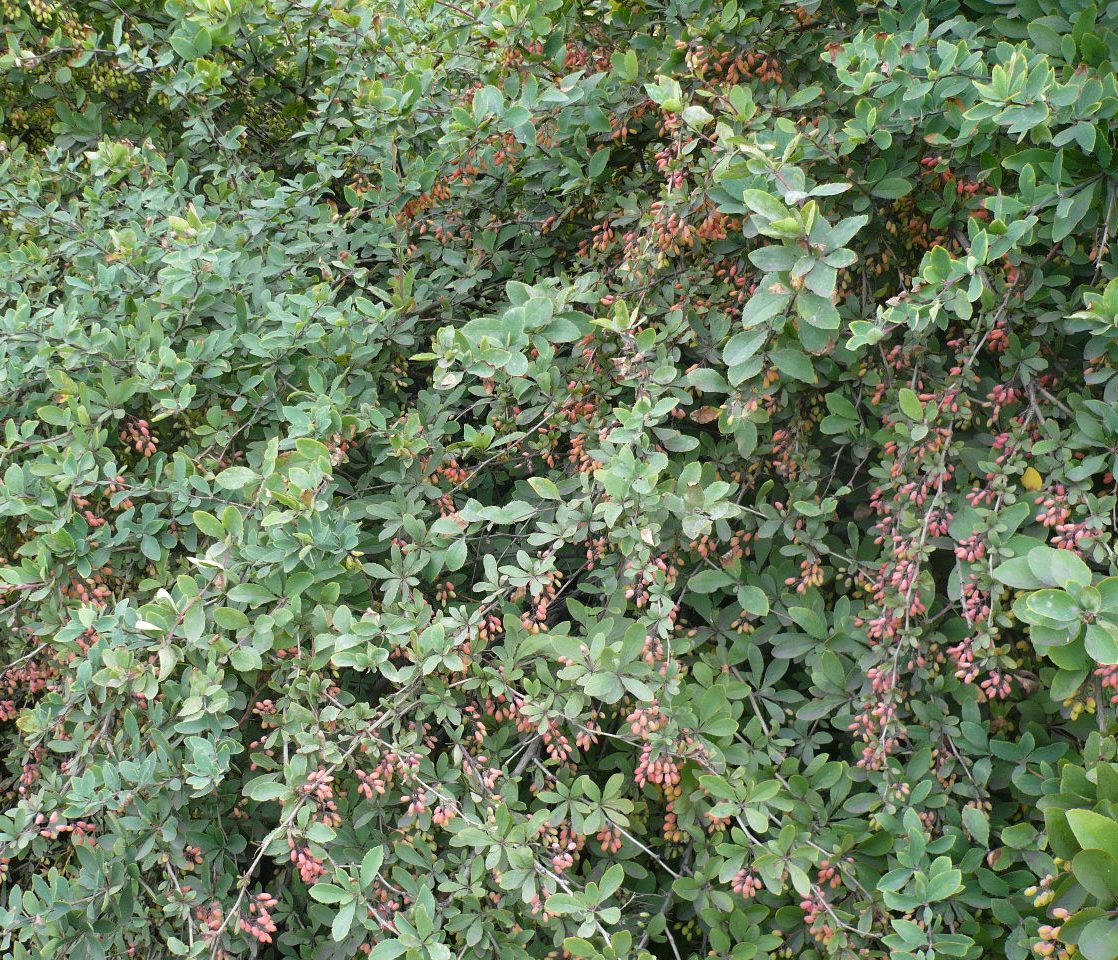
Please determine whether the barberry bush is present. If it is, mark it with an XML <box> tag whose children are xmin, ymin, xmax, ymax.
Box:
<box><xmin>5</xmin><ymin>0</ymin><xmax>1118</xmax><ymax>958</ymax></box>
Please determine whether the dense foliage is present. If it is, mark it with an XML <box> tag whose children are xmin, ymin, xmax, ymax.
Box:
<box><xmin>7</xmin><ymin>0</ymin><xmax>1118</xmax><ymax>958</ymax></box>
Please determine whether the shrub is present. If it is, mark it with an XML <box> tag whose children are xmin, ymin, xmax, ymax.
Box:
<box><xmin>2</xmin><ymin>0</ymin><xmax>1118</xmax><ymax>959</ymax></box>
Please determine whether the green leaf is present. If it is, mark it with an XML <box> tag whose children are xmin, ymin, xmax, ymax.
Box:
<box><xmin>1053</xmin><ymin>183</ymin><xmax>1097</xmax><ymax>244</ymax></box>
<box><xmin>870</xmin><ymin>177</ymin><xmax>912</xmax><ymax>199</ymax></box>
<box><xmin>770</xmin><ymin>348</ymin><xmax>817</xmax><ymax>384</ymax></box>
<box><xmin>588</xmin><ymin>148</ymin><xmax>610</xmax><ymax>179</ymax></box>
<box><xmin>309</xmin><ymin>883</ymin><xmax>348</xmax><ymax>904</ymax></box>
<box><xmin>332</xmin><ymin>898</ymin><xmax>356</xmax><ymax>941</ymax></box>
<box><xmin>1028</xmin><ymin>546</ymin><xmax>1092</xmax><ymax>588</ymax></box>
<box><xmin>1079</xmin><ymin>917</ymin><xmax>1118</xmax><ymax>960</ymax></box>
<box><xmin>214</xmin><ymin>607</ymin><xmax>250</xmax><ymax>630</ymax></box>
<box><xmin>527</xmin><ymin>476</ymin><xmax>560</xmax><ymax>500</ymax></box>
<box><xmin>169</xmin><ymin>33</ymin><xmax>196</xmax><ymax>60</ymax></box>
<box><xmin>621</xmin><ymin>676</ymin><xmax>654</xmax><ymax>700</ymax></box>
<box><xmin>962</xmin><ymin>805</ymin><xmax>990</xmax><ymax>846</ymax></box>
<box><xmin>724</xmin><ymin>329</ymin><xmax>768</xmax><ymax>366</ymax></box>
<box><xmin>1051</xmin><ymin>666</ymin><xmax>1090</xmax><ymax>701</ymax></box>
<box><xmin>795</xmin><ymin>290</ymin><xmax>840</xmax><ymax>329</ymax></box>
<box><xmin>226</xmin><ymin>584</ymin><xmax>278</xmax><ymax>606</ymax></box>
<box><xmin>545</xmin><ymin>893</ymin><xmax>585</xmax><ymax>915</ymax></box>
<box><xmin>445</xmin><ymin>538</ymin><xmax>468</xmax><ymax>571</ymax></box>
<box><xmin>689</xmin><ymin>569</ymin><xmax>735</xmax><ymax>593</ymax></box>
<box><xmin>229</xmin><ymin>647</ymin><xmax>261</xmax><ymax>671</ymax></box>
<box><xmin>741</xmin><ymin>190</ymin><xmax>792</xmax><ymax>222</ymax></box>
<box><xmin>788</xmin><ymin>863</ymin><xmax>811</xmax><ymax>897</ymax></box>
<box><xmin>787</xmin><ymin>606</ymin><xmax>827</xmax><ymax>639</ymax></box>
<box><xmin>1097</xmin><ymin>577</ymin><xmax>1118</xmax><ymax>612</ymax></box>
<box><xmin>583</xmin><ymin>673</ymin><xmax>624</xmax><ymax>702</ymax></box>
<box><xmin>214</xmin><ymin>466</ymin><xmax>259</xmax><ymax>491</ymax></box>
<box><xmin>1024</xmin><ymin>589</ymin><xmax>1080</xmax><ymax>624</ymax></box>
<box><xmin>644</xmin><ymin>75</ymin><xmax>683</xmax><ymax>110</ymax></box>
<box><xmin>613</xmin><ymin>50</ymin><xmax>638</xmax><ymax>82</ymax></box>
<box><xmin>1072</xmin><ymin>849</ymin><xmax>1118</xmax><ymax>899</ymax></box>
<box><xmin>243</xmin><ymin>778</ymin><xmax>287</xmax><ymax>802</ymax></box>
<box><xmin>473</xmin><ymin>85</ymin><xmax>504</xmax><ymax>120</ymax></box>
<box><xmin>898</xmin><ymin>388</ymin><xmax>923</xmax><ymax>420</ymax></box>
<box><xmin>369</xmin><ymin>941</ymin><xmax>408</xmax><ymax>960</ymax></box>
<box><xmin>564</xmin><ymin>938</ymin><xmax>598</xmax><ymax>959</ymax></box>
<box><xmin>1067</xmin><ymin>810</ymin><xmax>1118</xmax><ymax>852</ymax></box>
<box><xmin>361</xmin><ymin>846</ymin><xmax>385</xmax><ymax>887</ymax></box>
<box><xmin>1085</xmin><ymin>620</ymin><xmax>1118</xmax><ymax>664</ymax></box>
<box><xmin>501</xmin><ymin>105</ymin><xmax>531</xmax><ymax>129</ymax></box>
<box><xmin>682</xmin><ymin>104</ymin><xmax>714</xmax><ymax>128</ymax></box>
<box><xmin>925</xmin><ymin>867</ymin><xmax>963</xmax><ymax>902</ymax></box>
<box><xmin>192</xmin><ymin>510</ymin><xmax>226</xmax><ymax>538</ymax></box>
<box><xmin>992</xmin><ymin>557</ymin><xmax>1043</xmax><ymax>590</ymax></box>
<box><xmin>598</xmin><ymin>863</ymin><xmax>624</xmax><ymax>900</ymax></box>
<box><xmin>182</xmin><ymin>602</ymin><xmax>206</xmax><ymax>643</ymax></box>
<box><xmin>736</xmin><ymin>585</ymin><xmax>769</xmax><ymax>617</ymax></box>
<box><xmin>741</xmin><ymin>289</ymin><xmax>792</xmax><ymax>328</ymax></box>
<box><xmin>749</xmin><ymin>246</ymin><xmax>797</xmax><ymax>272</ymax></box>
